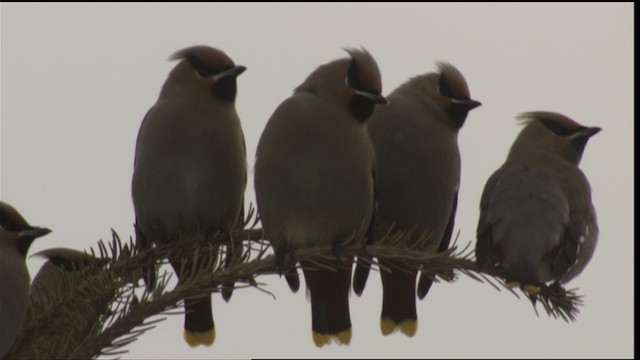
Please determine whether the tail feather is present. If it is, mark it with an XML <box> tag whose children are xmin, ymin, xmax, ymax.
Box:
<box><xmin>312</xmin><ymin>328</ymin><xmax>352</xmax><ymax>347</ymax></box>
<box><xmin>380</xmin><ymin>259</ymin><xmax>418</xmax><ymax>337</ymax></box>
<box><xmin>302</xmin><ymin>260</ymin><xmax>353</xmax><ymax>347</ymax></box>
<box><xmin>183</xmin><ymin>293</ymin><xmax>215</xmax><ymax>347</ymax></box>
<box><xmin>170</xmin><ymin>258</ymin><xmax>215</xmax><ymax>347</ymax></box>
<box><xmin>184</xmin><ymin>329</ymin><xmax>215</xmax><ymax>348</ymax></box>
<box><xmin>380</xmin><ymin>318</ymin><xmax>417</xmax><ymax>337</ymax></box>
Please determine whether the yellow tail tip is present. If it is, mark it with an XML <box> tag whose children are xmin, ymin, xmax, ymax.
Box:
<box><xmin>380</xmin><ymin>318</ymin><xmax>396</xmax><ymax>336</ymax></box>
<box><xmin>380</xmin><ymin>318</ymin><xmax>417</xmax><ymax>337</ymax></box>
<box><xmin>184</xmin><ymin>329</ymin><xmax>215</xmax><ymax>347</ymax></box>
<box><xmin>312</xmin><ymin>328</ymin><xmax>352</xmax><ymax>347</ymax></box>
<box><xmin>313</xmin><ymin>332</ymin><xmax>332</xmax><ymax>347</ymax></box>
<box><xmin>399</xmin><ymin>319</ymin><xmax>417</xmax><ymax>337</ymax></box>
<box><xmin>336</xmin><ymin>328</ymin><xmax>352</xmax><ymax>345</ymax></box>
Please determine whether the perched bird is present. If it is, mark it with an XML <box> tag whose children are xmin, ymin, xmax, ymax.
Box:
<box><xmin>29</xmin><ymin>248</ymin><xmax>95</xmax><ymax>305</ymax></box>
<box><xmin>131</xmin><ymin>45</ymin><xmax>247</xmax><ymax>347</ymax></box>
<box><xmin>4</xmin><ymin>248</ymin><xmax>104</xmax><ymax>359</ymax></box>
<box><xmin>364</xmin><ymin>63</ymin><xmax>481</xmax><ymax>337</ymax></box>
<box><xmin>476</xmin><ymin>112</ymin><xmax>600</xmax><ymax>295</ymax></box>
<box><xmin>0</xmin><ymin>202</ymin><xmax>51</xmax><ymax>357</ymax></box>
<box><xmin>255</xmin><ymin>48</ymin><xmax>387</xmax><ymax>347</ymax></box>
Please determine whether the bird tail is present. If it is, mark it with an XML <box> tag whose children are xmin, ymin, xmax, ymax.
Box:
<box><xmin>302</xmin><ymin>260</ymin><xmax>353</xmax><ymax>347</ymax></box>
<box><xmin>183</xmin><ymin>293</ymin><xmax>215</xmax><ymax>347</ymax></box>
<box><xmin>380</xmin><ymin>259</ymin><xmax>418</xmax><ymax>337</ymax></box>
<box><xmin>170</xmin><ymin>257</ymin><xmax>216</xmax><ymax>347</ymax></box>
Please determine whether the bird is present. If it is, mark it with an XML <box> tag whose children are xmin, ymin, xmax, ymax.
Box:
<box><xmin>29</xmin><ymin>248</ymin><xmax>96</xmax><ymax>306</ymax></box>
<box><xmin>131</xmin><ymin>45</ymin><xmax>247</xmax><ymax>347</ymax></box>
<box><xmin>364</xmin><ymin>62</ymin><xmax>481</xmax><ymax>337</ymax></box>
<box><xmin>0</xmin><ymin>201</ymin><xmax>51</xmax><ymax>358</ymax></box>
<box><xmin>7</xmin><ymin>248</ymin><xmax>106</xmax><ymax>359</ymax></box>
<box><xmin>254</xmin><ymin>48</ymin><xmax>387</xmax><ymax>347</ymax></box>
<box><xmin>476</xmin><ymin>111</ymin><xmax>600</xmax><ymax>296</ymax></box>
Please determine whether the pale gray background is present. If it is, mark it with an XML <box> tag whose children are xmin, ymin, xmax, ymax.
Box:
<box><xmin>0</xmin><ymin>3</ymin><xmax>634</xmax><ymax>359</ymax></box>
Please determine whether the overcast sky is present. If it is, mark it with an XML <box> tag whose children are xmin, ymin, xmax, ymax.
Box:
<box><xmin>0</xmin><ymin>3</ymin><xmax>633</xmax><ymax>359</ymax></box>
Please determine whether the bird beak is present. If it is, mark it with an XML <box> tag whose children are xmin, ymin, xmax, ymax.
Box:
<box><xmin>215</xmin><ymin>65</ymin><xmax>247</xmax><ymax>80</ymax></box>
<box><xmin>356</xmin><ymin>90</ymin><xmax>388</xmax><ymax>105</ymax></box>
<box><xmin>20</xmin><ymin>227</ymin><xmax>51</xmax><ymax>239</ymax></box>
<box><xmin>452</xmin><ymin>98</ymin><xmax>482</xmax><ymax>111</ymax></box>
<box><xmin>571</xmin><ymin>126</ymin><xmax>602</xmax><ymax>140</ymax></box>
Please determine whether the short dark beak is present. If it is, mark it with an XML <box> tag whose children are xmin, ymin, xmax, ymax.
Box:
<box><xmin>453</xmin><ymin>98</ymin><xmax>482</xmax><ymax>111</ymax></box>
<box><xmin>572</xmin><ymin>126</ymin><xmax>602</xmax><ymax>139</ymax></box>
<box><xmin>216</xmin><ymin>65</ymin><xmax>247</xmax><ymax>80</ymax></box>
<box><xmin>20</xmin><ymin>227</ymin><xmax>51</xmax><ymax>239</ymax></box>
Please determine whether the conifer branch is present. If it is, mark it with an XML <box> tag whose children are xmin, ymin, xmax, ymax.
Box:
<box><xmin>6</xmin><ymin>209</ymin><xmax>584</xmax><ymax>358</ymax></box>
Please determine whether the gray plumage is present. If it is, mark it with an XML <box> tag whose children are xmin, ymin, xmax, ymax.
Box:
<box><xmin>131</xmin><ymin>45</ymin><xmax>247</xmax><ymax>347</ymax></box>
<box><xmin>366</xmin><ymin>63</ymin><xmax>480</xmax><ymax>336</ymax></box>
<box><xmin>0</xmin><ymin>202</ymin><xmax>50</xmax><ymax>357</ymax></box>
<box><xmin>254</xmin><ymin>48</ymin><xmax>387</xmax><ymax>347</ymax></box>
<box><xmin>476</xmin><ymin>112</ymin><xmax>600</xmax><ymax>288</ymax></box>
<box><xmin>29</xmin><ymin>248</ymin><xmax>95</xmax><ymax>304</ymax></box>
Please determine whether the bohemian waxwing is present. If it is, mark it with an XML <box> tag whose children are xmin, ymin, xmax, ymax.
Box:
<box><xmin>0</xmin><ymin>202</ymin><xmax>51</xmax><ymax>357</ymax></box>
<box><xmin>6</xmin><ymin>248</ymin><xmax>104</xmax><ymax>359</ymax></box>
<box><xmin>363</xmin><ymin>63</ymin><xmax>481</xmax><ymax>337</ymax></box>
<box><xmin>131</xmin><ymin>45</ymin><xmax>247</xmax><ymax>347</ymax></box>
<box><xmin>254</xmin><ymin>48</ymin><xmax>387</xmax><ymax>347</ymax></box>
<box><xmin>29</xmin><ymin>248</ymin><xmax>95</xmax><ymax>306</ymax></box>
<box><xmin>476</xmin><ymin>112</ymin><xmax>600</xmax><ymax>295</ymax></box>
